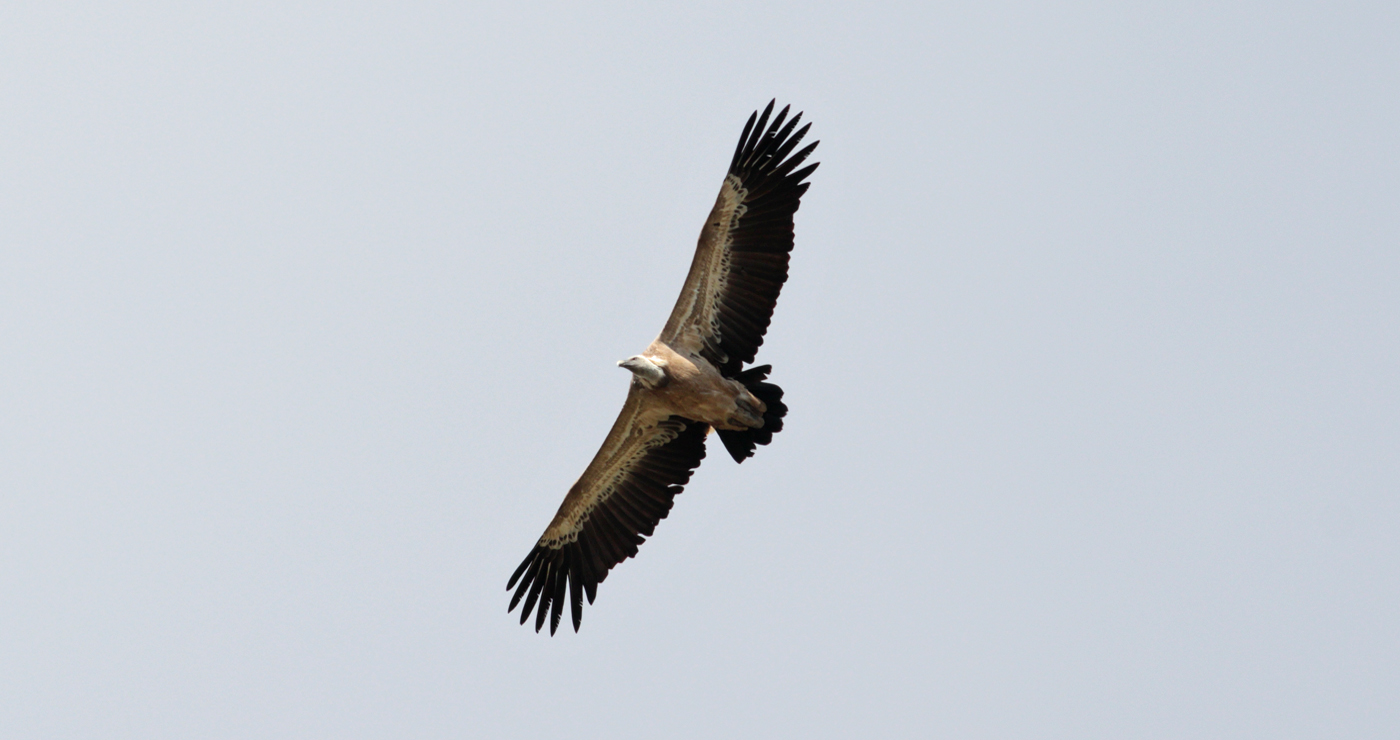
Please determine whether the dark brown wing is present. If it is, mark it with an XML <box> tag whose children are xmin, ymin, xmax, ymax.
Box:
<box><xmin>660</xmin><ymin>101</ymin><xmax>819</xmax><ymax>376</ymax></box>
<box><xmin>506</xmin><ymin>390</ymin><xmax>709</xmax><ymax>634</ymax></box>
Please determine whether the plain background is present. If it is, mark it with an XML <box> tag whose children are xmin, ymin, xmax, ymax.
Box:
<box><xmin>2</xmin><ymin>2</ymin><xmax>1396</xmax><ymax>738</ymax></box>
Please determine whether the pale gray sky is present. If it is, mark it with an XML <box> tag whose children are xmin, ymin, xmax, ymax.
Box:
<box><xmin>2</xmin><ymin>2</ymin><xmax>1397</xmax><ymax>738</ymax></box>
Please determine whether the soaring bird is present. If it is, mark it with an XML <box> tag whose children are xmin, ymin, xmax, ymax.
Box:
<box><xmin>507</xmin><ymin>101</ymin><xmax>819</xmax><ymax>634</ymax></box>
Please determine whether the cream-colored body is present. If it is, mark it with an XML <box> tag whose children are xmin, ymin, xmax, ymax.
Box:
<box><xmin>633</xmin><ymin>339</ymin><xmax>766</xmax><ymax>431</ymax></box>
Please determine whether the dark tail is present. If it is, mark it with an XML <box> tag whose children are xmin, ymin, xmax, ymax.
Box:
<box><xmin>717</xmin><ymin>365</ymin><xmax>787</xmax><ymax>464</ymax></box>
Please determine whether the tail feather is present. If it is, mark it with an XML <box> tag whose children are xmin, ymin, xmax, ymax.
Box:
<box><xmin>717</xmin><ymin>365</ymin><xmax>787</xmax><ymax>464</ymax></box>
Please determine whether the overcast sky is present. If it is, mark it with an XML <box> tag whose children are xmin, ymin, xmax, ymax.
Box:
<box><xmin>2</xmin><ymin>2</ymin><xmax>1397</xmax><ymax>738</ymax></box>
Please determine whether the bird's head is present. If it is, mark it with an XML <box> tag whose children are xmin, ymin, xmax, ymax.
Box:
<box><xmin>618</xmin><ymin>355</ymin><xmax>667</xmax><ymax>388</ymax></box>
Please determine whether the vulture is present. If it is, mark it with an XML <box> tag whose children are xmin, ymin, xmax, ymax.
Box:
<box><xmin>507</xmin><ymin>101</ymin><xmax>819</xmax><ymax>634</ymax></box>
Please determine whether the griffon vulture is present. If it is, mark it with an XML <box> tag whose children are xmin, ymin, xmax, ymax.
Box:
<box><xmin>507</xmin><ymin>101</ymin><xmax>819</xmax><ymax>634</ymax></box>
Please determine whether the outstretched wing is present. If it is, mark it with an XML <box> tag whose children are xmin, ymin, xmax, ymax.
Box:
<box><xmin>661</xmin><ymin>101</ymin><xmax>820</xmax><ymax>376</ymax></box>
<box><xmin>507</xmin><ymin>389</ymin><xmax>709</xmax><ymax>634</ymax></box>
